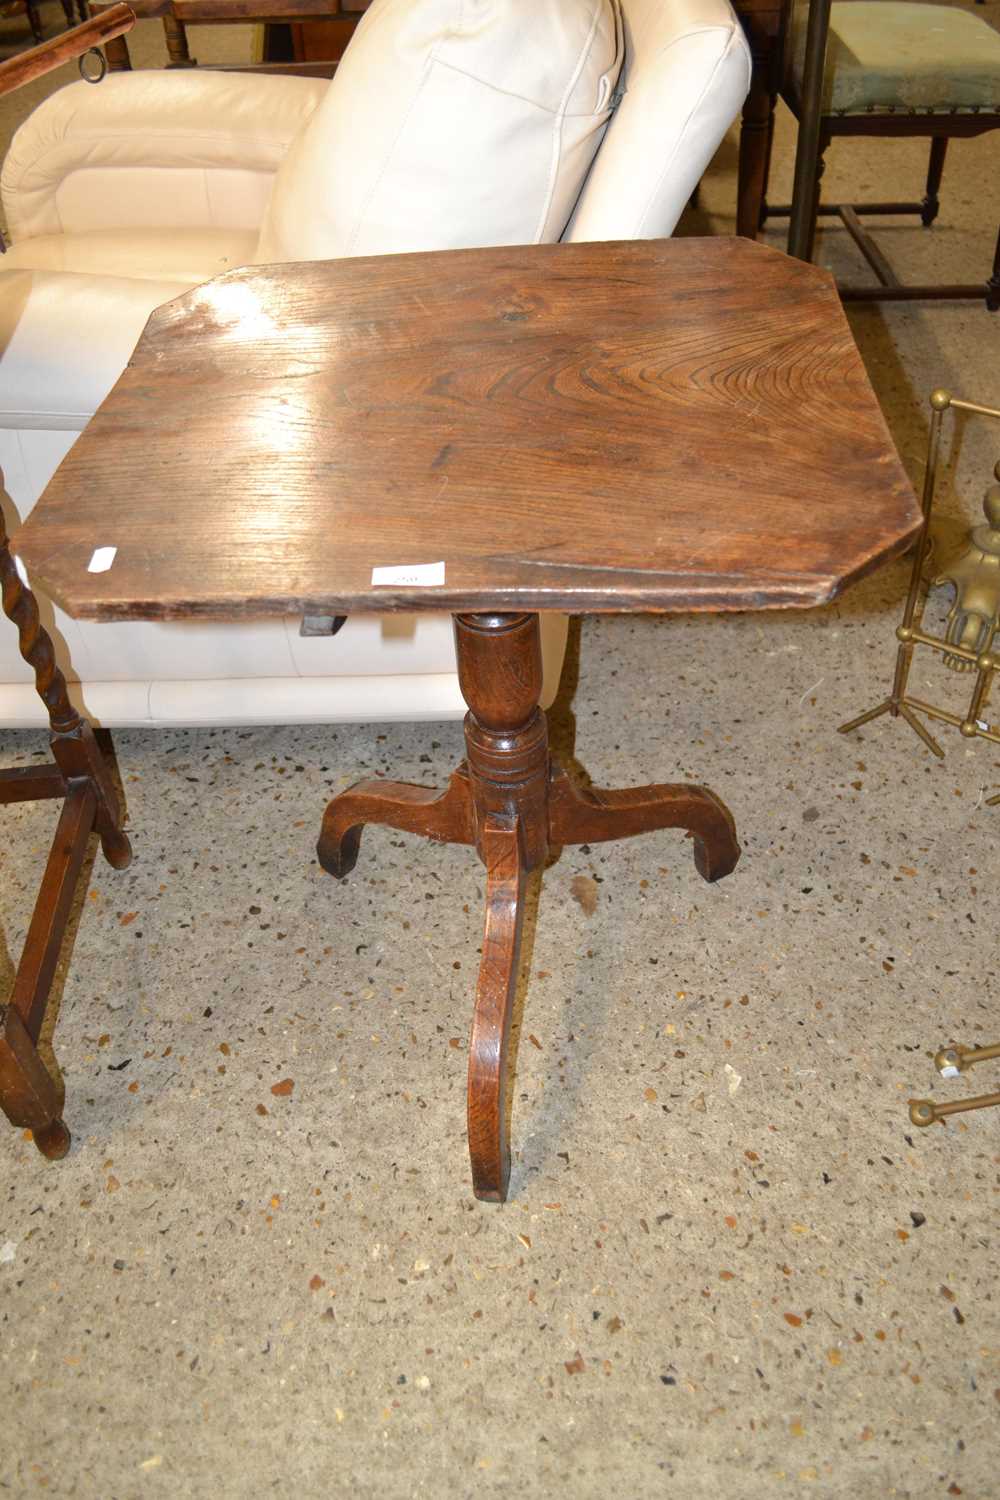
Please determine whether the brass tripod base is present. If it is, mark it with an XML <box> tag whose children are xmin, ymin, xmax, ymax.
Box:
<box><xmin>838</xmin><ymin>697</ymin><xmax>945</xmax><ymax>757</ymax></box>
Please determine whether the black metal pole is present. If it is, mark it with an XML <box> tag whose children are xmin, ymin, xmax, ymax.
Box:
<box><xmin>787</xmin><ymin>0</ymin><xmax>832</xmax><ymax>262</ymax></box>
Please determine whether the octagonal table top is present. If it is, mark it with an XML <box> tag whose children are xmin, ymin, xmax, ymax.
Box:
<box><xmin>14</xmin><ymin>237</ymin><xmax>919</xmax><ymax>621</ymax></box>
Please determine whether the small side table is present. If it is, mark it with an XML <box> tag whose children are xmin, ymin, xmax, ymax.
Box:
<box><xmin>15</xmin><ymin>238</ymin><xmax>919</xmax><ymax>1199</ymax></box>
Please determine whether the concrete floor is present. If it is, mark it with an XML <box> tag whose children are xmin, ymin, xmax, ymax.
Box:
<box><xmin>2</xmin><ymin>8</ymin><xmax>1000</xmax><ymax>1498</ymax></box>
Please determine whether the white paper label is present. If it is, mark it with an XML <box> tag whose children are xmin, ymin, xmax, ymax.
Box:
<box><xmin>976</xmin><ymin>719</ymin><xmax>990</xmax><ymax>733</ymax></box>
<box><xmin>939</xmin><ymin>1065</ymin><xmax>960</xmax><ymax>1079</ymax></box>
<box><xmin>371</xmin><ymin>561</ymin><xmax>445</xmax><ymax>587</ymax></box>
<box><xmin>87</xmin><ymin>546</ymin><xmax>117</xmax><ymax>574</ymax></box>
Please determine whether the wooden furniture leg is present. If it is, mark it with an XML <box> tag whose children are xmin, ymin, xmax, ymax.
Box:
<box><xmin>317</xmin><ymin>766</ymin><xmax>474</xmax><ymax>876</ymax></box>
<box><xmin>737</xmin><ymin>71</ymin><xmax>775</xmax><ymax>239</ymax></box>
<box><xmin>317</xmin><ymin>612</ymin><xmax>740</xmax><ymax>1201</ymax></box>
<box><xmin>547</xmin><ymin>767</ymin><xmax>740</xmax><ymax>882</ymax></box>
<box><xmin>787</xmin><ymin>0</ymin><xmax>832</xmax><ymax>262</ymax></box>
<box><xmin>0</xmin><ymin>494</ymin><xmax>131</xmax><ymax>1159</ymax></box>
<box><xmin>468</xmin><ymin>815</ymin><xmax>526</xmax><ymax>1200</ymax></box>
<box><xmin>987</xmin><ymin>225</ymin><xmax>1000</xmax><ymax>314</ymax></box>
<box><xmin>25</xmin><ymin>0</ymin><xmax>44</xmax><ymax>44</ymax></box>
<box><xmin>162</xmin><ymin>11</ymin><xmax>192</xmax><ymax>65</ymax></box>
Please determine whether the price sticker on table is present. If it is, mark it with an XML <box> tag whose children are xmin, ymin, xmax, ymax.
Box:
<box><xmin>371</xmin><ymin>562</ymin><xmax>445</xmax><ymax>587</ymax></box>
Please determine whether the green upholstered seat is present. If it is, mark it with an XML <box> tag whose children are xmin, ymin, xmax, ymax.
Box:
<box><xmin>790</xmin><ymin>2</ymin><xmax>1000</xmax><ymax>115</ymax></box>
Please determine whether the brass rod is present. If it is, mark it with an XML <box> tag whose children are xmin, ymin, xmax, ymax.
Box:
<box><xmin>910</xmin><ymin>1092</ymin><xmax>1000</xmax><ymax>1126</ymax></box>
<box><xmin>903</xmin><ymin>625</ymin><xmax>984</xmax><ymax>666</ymax></box>
<box><xmin>966</xmin><ymin>667</ymin><xmax>992</xmax><ymax>729</ymax></box>
<box><xmin>889</xmin><ymin>399</ymin><xmax>945</xmax><ymax>708</ymax></box>
<box><xmin>961</xmin><ymin>1043</ymin><xmax>1000</xmax><ymax>1067</ymax></box>
<box><xmin>897</xmin><ymin>701</ymin><xmax>946</xmax><ymax>756</ymax></box>
<box><xmin>949</xmin><ymin>398</ymin><xmax>1000</xmax><ymax>420</ymax></box>
<box><xmin>936</xmin><ymin>1042</ymin><xmax>1000</xmax><ymax>1075</ymax></box>
<box><xmin>0</xmin><ymin>4</ymin><xmax>135</xmax><ymax>94</ymax></box>
<box><xmin>905</xmin><ymin>697</ymin><xmax>1000</xmax><ymax>745</ymax></box>
<box><xmin>837</xmin><ymin>698</ymin><xmax>892</xmax><ymax>735</ymax></box>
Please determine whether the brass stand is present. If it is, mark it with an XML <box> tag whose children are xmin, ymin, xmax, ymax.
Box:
<box><xmin>839</xmin><ymin>390</ymin><xmax>1000</xmax><ymax>798</ymax></box>
<box><xmin>841</xmin><ymin>393</ymin><xmax>1000</xmax><ymax>1128</ymax></box>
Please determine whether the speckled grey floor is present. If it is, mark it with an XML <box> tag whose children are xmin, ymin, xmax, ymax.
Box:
<box><xmin>2</xmin><ymin>8</ymin><xmax>1000</xmax><ymax>1499</ymax></box>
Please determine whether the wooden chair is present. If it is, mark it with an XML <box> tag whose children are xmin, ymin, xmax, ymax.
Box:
<box><xmin>96</xmin><ymin>0</ymin><xmax>368</xmax><ymax>78</ymax></box>
<box><xmin>753</xmin><ymin>1</ymin><xmax>1000</xmax><ymax>308</ymax></box>
<box><xmin>1</xmin><ymin>0</ymin><xmax>86</xmax><ymax>51</ymax></box>
<box><xmin>0</xmin><ymin>6</ymin><xmax>134</xmax><ymax>1161</ymax></box>
<box><xmin>1</xmin><ymin>0</ymin><xmax>46</xmax><ymax>46</ymax></box>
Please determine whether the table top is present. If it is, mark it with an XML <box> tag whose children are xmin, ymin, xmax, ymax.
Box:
<box><xmin>15</xmin><ymin>238</ymin><xmax>919</xmax><ymax>621</ymax></box>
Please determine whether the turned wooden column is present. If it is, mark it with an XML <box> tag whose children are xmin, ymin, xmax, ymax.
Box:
<box><xmin>454</xmin><ymin>612</ymin><xmax>549</xmax><ymax>871</ymax></box>
<box><xmin>451</xmin><ymin>613</ymin><xmax>544</xmax><ymax>1200</ymax></box>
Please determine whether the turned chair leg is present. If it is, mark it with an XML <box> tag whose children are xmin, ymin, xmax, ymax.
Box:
<box><xmin>25</xmin><ymin>0</ymin><xmax>44</xmax><ymax>44</ymax></box>
<box><xmin>921</xmin><ymin>137</ymin><xmax>947</xmax><ymax>228</ymax></box>
<box><xmin>0</xmin><ymin>485</ymin><xmax>131</xmax><ymax>1159</ymax></box>
<box><xmin>987</xmin><ymin>223</ymin><xmax>1000</xmax><ymax>313</ymax></box>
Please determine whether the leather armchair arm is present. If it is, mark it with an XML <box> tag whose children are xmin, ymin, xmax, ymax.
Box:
<box><xmin>2</xmin><ymin>68</ymin><xmax>327</xmax><ymax>241</ymax></box>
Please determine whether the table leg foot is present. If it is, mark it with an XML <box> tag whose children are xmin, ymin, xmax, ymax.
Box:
<box><xmin>317</xmin><ymin>766</ymin><xmax>475</xmax><ymax>878</ymax></box>
<box><xmin>32</xmin><ymin>1116</ymin><xmax>72</xmax><ymax>1161</ymax></box>
<box><xmin>468</xmin><ymin>817</ymin><xmax>526</xmax><ymax>1203</ymax></box>
<box><xmin>547</xmin><ymin>767</ymin><xmax>740</xmax><ymax>883</ymax></box>
<box><xmin>1</xmin><ymin>1003</ymin><xmax>67</xmax><ymax>1159</ymax></box>
<box><xmin>99</xmin><ymin>826</ymin><xmax>133</xmax><ymax>871</ymax></box>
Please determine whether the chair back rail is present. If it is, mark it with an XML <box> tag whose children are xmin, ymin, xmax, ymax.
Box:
<box><xmin>0</xmin><ymin>2</ymin><xmax>134</xmax><ymax>96</ymax></box>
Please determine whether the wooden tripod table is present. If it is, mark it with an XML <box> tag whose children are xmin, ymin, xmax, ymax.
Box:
<box><xmin>14</xmin><ymin>239</ymin><xmax>919</xmax><ymax>1198</ymax></box>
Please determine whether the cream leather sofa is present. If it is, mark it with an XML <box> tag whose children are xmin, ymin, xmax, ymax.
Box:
<box><xmin>0</xmin><ymin>0</ymin><xmax>750</xmax><ymax>728</ymax></box>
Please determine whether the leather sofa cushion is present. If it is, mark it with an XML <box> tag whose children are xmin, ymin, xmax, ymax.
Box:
<box><xmin>1</xmin><ymin>227</ymin><xmax>257</xmax><ymax>283</ymax></box>
<box><xmin>2</xmin><ymin>71</ymin><xmax>328</xmax><ymax>241</ymax></box>
<box><xmin>256</xmin><ymin>0</ymin><xmax>624</xmax><ymax>263</ymax></box>
<box><xmin>0</xmin><ymin>267</ymin><xmax>192</xmax><ymax>430</ymax></box>
<box><xmin>0</xmin><ymin>231</ymin><xmax>255</xmax><ymax>429</ymax></box>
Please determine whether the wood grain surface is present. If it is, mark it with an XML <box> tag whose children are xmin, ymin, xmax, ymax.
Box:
<box><xmin>15</xmin><ymin>238</ymin><xmax>919</xmax><ymax>621</ymax></box>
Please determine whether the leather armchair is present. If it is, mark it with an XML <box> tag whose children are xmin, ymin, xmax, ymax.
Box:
<box><xmin>0</xmin><ymin>0</ymin><xmax>750</xmax><ymax>727</ymax></box>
